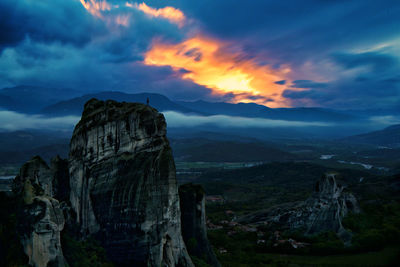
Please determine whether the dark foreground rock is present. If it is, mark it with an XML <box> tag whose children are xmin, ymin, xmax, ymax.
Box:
<box><xmin>8</xmin><ymin>99</ymin><xmax>221</xmax><ymax>267</ymax></box>
<box><xmin>68</xmin><ymin>99</ymin><xmax>193</xmax><ymax>266</ymax></box>
<box><xmin>238</xmin><ymin>173</ymin><xmax>360</xmax><ymax>242</ymax></box>
<box><xmin>179</xmin><ymin>184</ymin><xmax>220</xmax><ymax>267</ymax></box>
<box><xmin>12</xmin><ymin>156</ymin><xmax>66</xmax><ymax>267</ymax></box>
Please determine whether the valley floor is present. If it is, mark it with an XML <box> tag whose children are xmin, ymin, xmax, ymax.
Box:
<box><xmin>214</xmin><ymin>246</ymin><xmax>400</xmax><ymax>267</ymax></box>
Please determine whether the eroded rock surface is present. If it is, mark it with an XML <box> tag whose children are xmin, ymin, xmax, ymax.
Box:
<box><xmin>238</xmin><ymin>173</ymin><xmax>360</xmax><ymax>240</ymax></box>
<box><xmin>13</xmin><ymin>156</ymin><xmax>66</xmax><ymax>267</ymax></box>
<box><xmin>179</xmin><ymin>184</ymin><xmax>220</xmax><ymax>267</ymax></box>
<box><xmin>69</xmin><ymin>99</ymin><xmax>193</xmax><ymax>266</ymax></box>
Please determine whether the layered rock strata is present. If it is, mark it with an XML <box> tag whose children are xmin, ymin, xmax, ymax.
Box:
<box><xmin>68</xmin><ymin>99</ymin><xmax>193</xmax><ymax>266</ymax></box>
<box><xmin>12</xmin><ymin>156</ymin><xmax>66</xmax><ymax>267</ymax></box>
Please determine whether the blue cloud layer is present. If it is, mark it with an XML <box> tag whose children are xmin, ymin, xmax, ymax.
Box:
<box><xmin>0</xmin><ymin>0</ymin><xmax>399</xmax><ymax>109</ymax></box>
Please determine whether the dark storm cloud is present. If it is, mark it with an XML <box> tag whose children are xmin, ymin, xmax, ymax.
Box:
<box><xmin>163</xmin><ymin>0</ymin><xmax>400</xmax><ymax>62</ymax></box>
<box><xmin>0</xmin><ymin>0</ymin><xmax>200</xmax><ymax>101</ymax></box>
<box><xmin>137</xmin><ymin>0</ymin><xmax>400</xmax><ymax>109</ymax></box>
<box><xmin>0</xmin><ymin>0</ymin><xmax>185</xmax><ymax>59</ymax></box>
<box><xmin>0</xmin><ymin>38</ymin><xmax>213</xmax><ymax>101</ymax></box>
<box><xmin>332</xmin><ymin>51</ymin><xmax>398</xmax><ymax>74</ymax></box>
<box><xmin>0</xmin><ymin>0</ymin><xmax>101</xmax><ymax>51</ymax></box>
<box><xmin>97</xmin><ymin>4</ymin><xmax>186</xmax><ymax>63</ymax></box>
<box><xmin>284</xmin><ymin>51</ymin><xmax>400</xmax><ymax>108</ymax></box>
<box><xmin>291</xmin><ymin>80</ymin><xmax>328</xmax><ymax>89</ymax></box>
<box><xmin>0</xmin><ymin>0</ymin><xmax>399</xmax><ymax>109</ymax></box>
<box><xmin>275</xmin><ymin>80</ymin><xmax>286</xmax><ymax>85</ymax></box>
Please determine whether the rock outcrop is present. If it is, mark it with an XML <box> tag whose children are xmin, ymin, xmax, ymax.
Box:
<box><xmin>11</xmin><ymin>99</ymin><xmax>219</xmax><ymax>266</ymax></box>
<box><xmin>179</xmin><ymin>184</ymin><xmax>220</xmax><ymax>267</ymax></box>
<box><xmin>238</xmin><ymin>173</ymin><xmax>359</xmax><ymax>240</ymax></box>
<box><xmin>68</xmin><ymin>99</ymin><xmax>193</xmax><ymax>266</ymax></box>
<box><xmin>12</xmin><ymin>156</ymin><xmax>66</xmax><ymax>267</ymax></box>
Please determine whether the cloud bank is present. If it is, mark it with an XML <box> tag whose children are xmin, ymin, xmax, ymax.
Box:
<box><xmin>0</xmin><ymin>110</ymin><xmax>397</xmax><ymax>133</ymax></box>
<box><xmin>163</xmin><ymin>111</ymin><xmax>332</xmax><ymax>128</ymax></box>
<box><xmin>0</xmin><ymin>110</ymin><xmax>79</xmax><ymax>131</ymax></box>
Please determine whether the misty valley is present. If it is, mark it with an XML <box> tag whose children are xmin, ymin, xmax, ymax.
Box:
<box><xmin>0</xmin><ymin>87</ymin><xmax>399</xmax><ymax>266</ymax></box>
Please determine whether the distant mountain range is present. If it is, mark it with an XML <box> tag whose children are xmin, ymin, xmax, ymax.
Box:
<box><xmin>0</xmin><ymin>86</ymin><xmax>361</xmax><ymax>123</ymax></box>
<box><xmin>0</xmin><ymin>130</ymin><xmax>69</xmax><ymax>152</ymax></box>
<box><xmin>41</xmin><ymin>91</ymin><xmax>196</xmax><ymax>116</ymax></box>
<box><xmin>341</xmin><ymin>124</ymin><xmax>400</xmax><ymax>148</ymax></box>
<box><xmin>43</xmin><ymin>92</ymin><xmax>357</xmax><ymax>122</ymax></box>
<box><xmin>0</xmin><ymin>130</ymin><xmax>69</xmax><ymax>164</ymax></box>
<box><xmin>0</xmin><ymin>85</ymin><xmax>82</xmax><ymax>113</ymax></box>
<box><xmin>0</xmin><ymin>85</ymin><xmax>398</xmax><ymax>141</ymax></box>
<box><xmin>0</xmin><ymin>85</ymin><xmax>399</xmax><ymax>165</ymax></box>
<box><xmin>177</xmin><ymin>100</ymin><xmax>357</xmax><ymax>122</ymax></box>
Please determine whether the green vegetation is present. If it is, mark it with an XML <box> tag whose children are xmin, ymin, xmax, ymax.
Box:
<box><xmin>196</xmin><ymin>162</ymin><xmax>375</xmax><ymax>215</ymax></box>
<box><xmin>190</xmin><ymin>255</ymin><xmax>211</xmax><ymax>267</ymax></box>
<box><xmin>195</xmin><ymin>161</ymin><xmax>400</xmax><ymax>266</ymax></box>
<box><xmin>207</xmin><ymin>219</ymin><xmax>400</xmax><ymax>266</ymax></box>
<box><xmin>343</xmin><ymin>203</ymin><xmax>400</xmax><ymax>252</ymax></box>
<box><xmin>172</xmin><ymin>140</ymin><xmax>297</xmax><ymax>162</ymax></box>
<box><xmin>214</xmin><ymin>246</ymin><xmax>400</xmax><ymax>267</ymax></box>
<box><xmin>61</xmin><ymin>233</ymin><xmax>114</xmax><ymax>267</ymax></box>
<box><xmin>0</xmin><ymin>192</ymin><xmax>28</xmax><ymax>267</ymax></box>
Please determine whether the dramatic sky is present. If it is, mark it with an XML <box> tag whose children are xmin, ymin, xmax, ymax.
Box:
<box><xmin>1</xmin><ymin>0</ymin><xmax>399</xmax><ymax>109</ymax></box>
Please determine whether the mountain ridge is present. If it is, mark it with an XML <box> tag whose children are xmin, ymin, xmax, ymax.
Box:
<box><xmin>341</xmin><ymin>124</ymin><xmax>400</xmax><ymax>147</ymax></box>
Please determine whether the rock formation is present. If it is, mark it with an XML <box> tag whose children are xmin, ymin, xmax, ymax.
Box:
<box><xmin>68</xmin><ymin>99</ymin><xmax>193</xmax><ymax>266</ymax></box>
<box><xmin>12</xmin><ymin>156</ymin><xmax>66</xmax><ymax>267</ymax></box>
<box><xmin>179</xmin><ymin>184</ymin><xmax>220</xmax><ymax>267</ymax></box>
<box><xmin>238</xmin><ymin>173</ymin><xmax>359</xmax><ymax>240</ymax></box>
<box><xmin>10</xmin><ymin>99</ymin><xmax>220</xmax><ymax>266</ymax></box>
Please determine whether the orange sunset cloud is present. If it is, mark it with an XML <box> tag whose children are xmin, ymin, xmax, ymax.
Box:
<box><xmin>144</xmin><ymin>36</ymin><xmax>291</xmax><ymax>107</ymax></box>
<box><xmin>135</xmin><ymin>3</ymin><xmax>186</xmax><ymax>27</ymax></box>
<box><xmin>79</xmin><ymin>0</ymin><xmax>111</xmax><ymax>18</ymax></box>
<box><xmin>79</xmin><ymin>1</ymin><xmax>293</xmax><ymax>107</ymax></box>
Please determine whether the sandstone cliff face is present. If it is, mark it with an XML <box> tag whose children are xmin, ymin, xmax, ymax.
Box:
<box><xmin>69</xmin><ymin>99</ymin><xmax>193</xmax><ymax>266</ymax></box>
<box><xmin>12</xmin><ymin>156</ymin><xmax>66</xmax><ymax>267</ymax></box>
<box><xmin>238</xmin><ymin>173</ymin><xmax>359</xmax><ymax>239</ymax></box>
<box><xmin>179</xmin><ymin>184</ymin><xmax>220</xmax><ymax>267</ymax></box>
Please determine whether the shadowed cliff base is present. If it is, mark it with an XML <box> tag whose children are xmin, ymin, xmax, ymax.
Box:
<box><xmin>179</xmin><ymin>183</ymin><xmax>221</xmax><ymax>267</ymax></box>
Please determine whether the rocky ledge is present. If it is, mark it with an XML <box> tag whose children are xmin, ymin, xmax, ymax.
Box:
<box><xmin>238</xmin><ymin>173</ymin><xmax>360</xmax><ymax>242</ymax></box>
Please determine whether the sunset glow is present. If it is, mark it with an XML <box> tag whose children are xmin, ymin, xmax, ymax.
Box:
<box><xmin>79</xmin><ymin>0</ymin><xmax>111</xmax><ymax>18</ymax></box>
<box><xmin>135</xmin><ymin>2</ymin><xmax>186</xmax><ymax>27</ymax></box>
<box><xmin>144</xmin><ymin>36</ymin><xmax>291</xmax><ymax>107</ymax></box>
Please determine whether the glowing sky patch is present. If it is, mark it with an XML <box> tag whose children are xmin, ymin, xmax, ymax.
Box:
<box><xmin>134</xmin><ymin>2</ymin><xmax>186</xmax><ymax>27</ymax></box>
<box><xmin>78</xmin><ymin>1</ymin><xmax>295</xmax><ymax>107</ymax></box>
<box><xmin>80</xmin><ymin>1</ymin><xmax>184</xmax><ymax>28</ymax></box>
<box><xmin>144</xmin><ymin>36</ymin><xmax>292</xmax><ymax>107</ymax></box>
<box><xmin>79</xmin><ymin>0</ymin><xmax>111</xmax><ymax>19</ymax></box>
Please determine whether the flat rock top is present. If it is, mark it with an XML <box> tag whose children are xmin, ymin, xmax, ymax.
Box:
<box><xmin>82</xmin><ymin>98</ymin><xmax>159</xmax><ymax>120</ymax></box>
<box><xmin>73</xmin><ymin>98</ymin><xmax>166</xmax><ymax>135</ymax></box>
